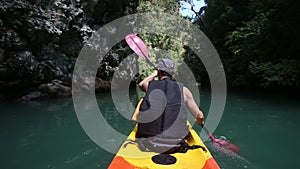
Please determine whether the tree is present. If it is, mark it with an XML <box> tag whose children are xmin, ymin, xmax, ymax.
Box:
<box><xmin>135</xmin><ymin>0</ymin><xmax>187</xmax><ymax>79</ymax></box>
<box><xmin>190</xmin><ymin>0</ymin><xmax>300</xmax><ymax>89</ymax></box>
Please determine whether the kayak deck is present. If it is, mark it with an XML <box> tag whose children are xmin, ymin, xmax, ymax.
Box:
<box><xmin>108</xmin><ymin>123</ymin><xmax>220</xmax><ymax>169</ymax></box>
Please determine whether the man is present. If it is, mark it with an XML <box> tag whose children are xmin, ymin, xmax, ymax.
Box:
<box><xmin>136</xmin><ymin>59</ymin><xmax>204</xmax><ymax>139</ymax></box>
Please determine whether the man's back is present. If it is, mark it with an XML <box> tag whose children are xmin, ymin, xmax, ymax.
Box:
<box><xmin>136</xmin><ymin>78</ymin><xmax>189</xmax><ymax>139</ymax></box>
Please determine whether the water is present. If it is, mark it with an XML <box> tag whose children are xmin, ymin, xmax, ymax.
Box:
<box><xmin>212</xmin><ymin>90</ymin><xmax>300</xmax><ymax>169</ymax></box>
<box><xmin>0</xmin><ymin>89</ymin><xmax>299</xmax><ymax>169</ymax></box>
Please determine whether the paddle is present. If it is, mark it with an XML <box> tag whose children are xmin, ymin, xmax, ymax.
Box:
<box><xmin>201</xmin><ymin>124</ymin><xmax>240</xmax><ymax>153</ymax></box>
<box><xmin>125</xmin><ymin>33</ymin><xmax>240</xmax><ymax>153</ymax></box>
<box><xmin>125</xmin><ymin>34</ymin><xmax>156</xmax><ymax>69</ymax></box>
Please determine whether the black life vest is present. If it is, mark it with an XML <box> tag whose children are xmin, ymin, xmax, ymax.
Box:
<box><xmin>136</xmin><ymin>78</ymin><xmax>188</xmax><ymax>139</ymax></box>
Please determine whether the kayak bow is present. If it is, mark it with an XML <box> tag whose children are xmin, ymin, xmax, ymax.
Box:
<box><xmin>108</xmin><ymin>122</ymin><xmax>220</xmax><ymax>169</ymax></box>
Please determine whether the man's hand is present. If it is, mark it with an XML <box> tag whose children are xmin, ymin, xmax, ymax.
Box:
<box><xmin>195</xmin><ymin>116</ymin><xmax>204</xmax><ymax>125</ymax></box>
<box><xmin>139</xmin><ymin>70</ymin><xmax>158</xmax><ymax>92</ymax></box>
<box><xmin>150</xmin><ymin>70</ymin><xmax>158</xmax><ymax>78</ymax></box>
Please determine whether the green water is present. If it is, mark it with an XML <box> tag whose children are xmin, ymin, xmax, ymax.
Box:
<box><xmin>1</xmin><ymin>89</ymin><xmax>299</xmax><ymax>169</ymax></box>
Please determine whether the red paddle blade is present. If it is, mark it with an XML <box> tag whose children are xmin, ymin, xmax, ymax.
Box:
<box><xmin>125</xmin><ymin>34</ymin><xmax>150</xmax><ymax>60</ymax></box>
<box><xmin>228</xmin><ymin>143</ymin><xmax>240</xmax><ymax>152</ymax></box>
<box><xmin>202</xmin><ymin>125</ymin><xmax>240</xmax><ymax>154</ymax></box>
<box><xmin>214</xmin><ymin>138</ymin><xmax>240</xmax><ymax>153</ymax></box>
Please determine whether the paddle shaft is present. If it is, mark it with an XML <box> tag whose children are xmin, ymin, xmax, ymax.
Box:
<box><xmin>143</xmin><ymin>57</ymin><xmax>156</xmax><ymax>69</ymax></box>
<box><xmin>201</xmin><ymin>125</ymin><xmax>217</xmax><ymax>142</ymax></box>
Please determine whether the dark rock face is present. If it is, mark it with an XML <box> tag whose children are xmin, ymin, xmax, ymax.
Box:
<box><xmin>19</xmin><ymin>79</ymin><xmax>71</xmax><ymax>101</ymax></box>
<box><xmin>0</xmin><ymin>0</ymin><xmax>139</xmax><ymax>100</ymax></box>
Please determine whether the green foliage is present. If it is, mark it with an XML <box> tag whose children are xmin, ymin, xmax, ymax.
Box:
<box><xmin>137</xmin><ymin>0</ymin><xmax>180</xmax><ymax>14</ymax></box>
<box><xmin>225</xmin><ymin>12</ymin><xmax>271</xmax><ymax>57</ymax></box>
<box><xmin>138</xmin><ymin>33</ymin><xmax>185</xmax><ymax>78</ymax></box>
<box><xmin>249</xmin><ymin>60</ymin><xmax>300</xmax><ymax>88</ymax></box>
<box><xmin>136</xmin><ymin>0</ymin><xmax>186</xmax><ymax>78</ymax></box>
<box><xmin>197</xmin><ymin>0</ymin><xmax>300</xmax><ymax>89</ymax></box>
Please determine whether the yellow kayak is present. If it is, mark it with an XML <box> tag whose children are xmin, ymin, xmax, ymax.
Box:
<box><xmin>108</xmin><ymin>122</ymin><xmax>220</xmax><ymax>169</ymax></box>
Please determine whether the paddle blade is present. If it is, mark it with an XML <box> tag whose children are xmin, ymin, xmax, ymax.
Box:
<box><xmin>214</xmin><ymin>138</ymin><xmax>240</xmax><ymax>153</ymax></box>
<box><xmin>125</xmin><ymin>34</ymin><xmax>149</xmax><ymax>60</ymax></box>
<box><xmin>202</xmin><ymin>125</ymin><xmax>240</xmax><ymax>153</ymax></box>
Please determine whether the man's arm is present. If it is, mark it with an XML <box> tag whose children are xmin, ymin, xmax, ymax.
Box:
<box><xmin>138</xmin><ymin>70</ymin><xmax>157</xmax><ymax>92</ymax></box>
<box><xmin>183</xmin><ymin>87</ymin><xmax>204</xmax><ymax>125</ymax></box>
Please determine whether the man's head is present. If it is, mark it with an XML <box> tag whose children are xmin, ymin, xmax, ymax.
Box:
<box><xmin>155</xmin><ymin>59</ymin><xmax>175</xmax><ymax>77</ymax></box>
